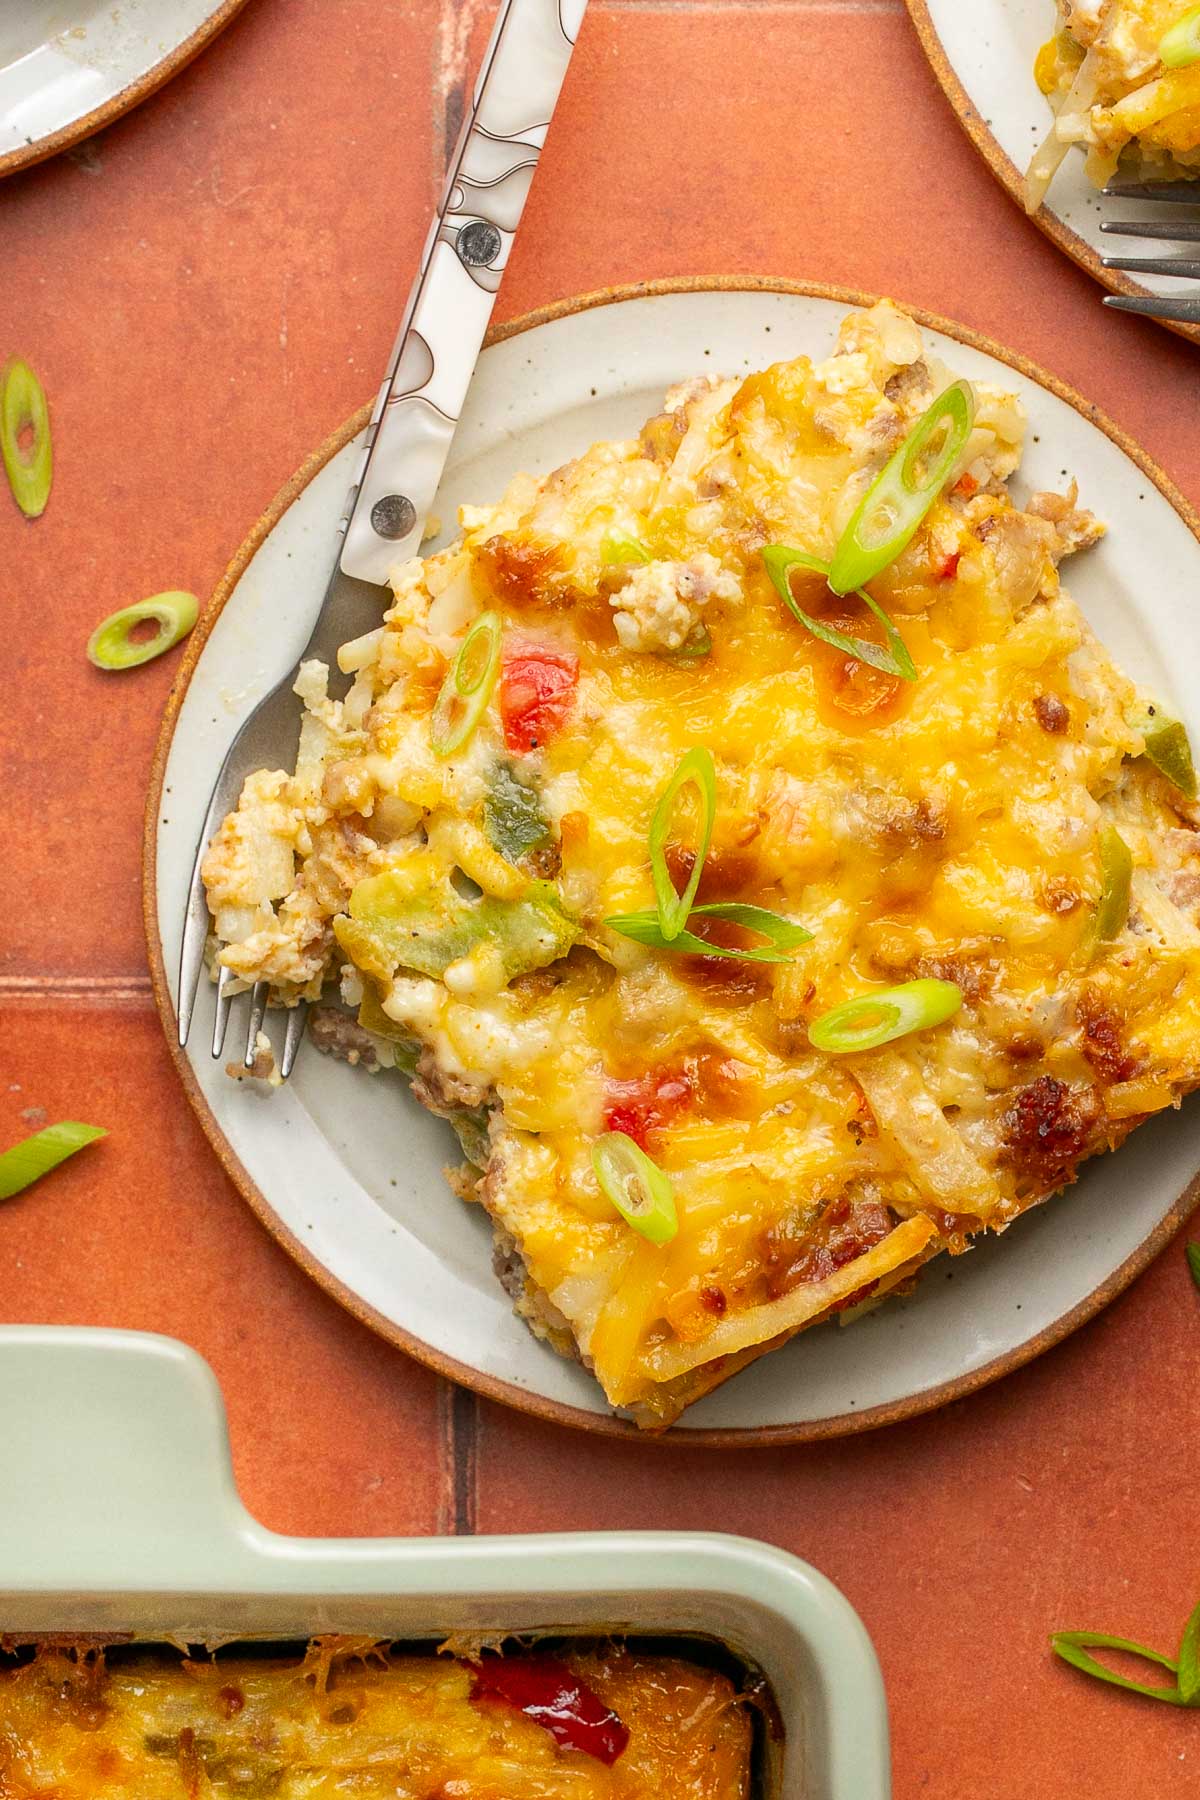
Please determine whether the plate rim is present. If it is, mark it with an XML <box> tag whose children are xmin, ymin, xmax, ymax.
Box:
<box><xmin>0</xmin><ymin>0</ymin><xmax>251</xmax><ymax>182</ymax></box>
<box><xmin>903</xmin><ymin>0</ymin><xmax>1200</xmax><ymax>349</ymax></box>
<box><xmin>143</xmin><ymin>273</ymin><xmax>1200</xmax><ymax>1446</ymax></box>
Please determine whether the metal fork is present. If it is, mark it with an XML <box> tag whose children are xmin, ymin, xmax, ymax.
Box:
<box><xmin>176</xmin><ymin>0</ymin><xmax>588</xmax><ymax>1078</ymax></box>
<box><xmin>1101</xmin><ymin>180</ymin><xmax>1200</xmax><ymax>322</ymax></box>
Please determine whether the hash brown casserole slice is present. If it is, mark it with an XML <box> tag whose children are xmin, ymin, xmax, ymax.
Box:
<box><xmin>202</xmin><ymin>299</ymin><xmax>1200</xmax><ymax>1429</ymax></box>
<box><xmin>1028</xmin><ymin>1</ymin><xmax>1200</xmax><ymax>208</ymax></box>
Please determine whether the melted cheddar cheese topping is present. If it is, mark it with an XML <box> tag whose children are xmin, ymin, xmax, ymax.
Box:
<box><xmin>204</xmin><ymin>300</ymin><xmax>1200</xmax><ymax>1428</ymax></box>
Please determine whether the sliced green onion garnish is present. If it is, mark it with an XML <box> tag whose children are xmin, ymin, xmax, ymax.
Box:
<box><xmin>591</xmin><ymin>1131</ymin><xmax>678</xmax><ymax>1245</ymax></box>
<box><xmin>808</xmin><ymin>978</ymin><xmax>962</xmax><ymax>1054</ymax></box>
<box><xmin>601</xmin><ymin>532</ymin><xmax>651</xmax><ymax>565</ymax></box>
<box><xmin>648</xmin><ymin>747</ymin><xmax>717</xmax><ymax>941</ymax></box>
<box><xmin>605</xmin><ymin>901</ymin><xmax>811</xmax><ymax>963</ymax></box>
<box><xmin>1160</xmin><ymin>5</ymin><xmax>1200</xmax><ymax>67</ymax></box>
<box><xmin>1135</xmin><ymin>711</ymin><xmax>1197</xmax><ymax>800</ymax></box>
<box><xmin>86</xmin><ymin>592</ymin><xmax>199</xmax><ymax>671</ymax></box>
<box><xmin>762</xmin><ymin>545</ymin><xmax>916</xmax><ymax>681</ymax></box>
<box><xmin>1188</xmin><ymin>1241</ymin><xmax>1200</xmax><ymax>1291</ymax></box>
<box><xmin>1051</xmin><ymin>1632</ymin><xmax>1189</xmax><ymax>1705</ymax></box>
<box><xmin>0</xmin><ymin>1121</ymin><xmax>106</xmax><ymax>1201</ymax></box>
<box><xmin>431</xmin><ymin>609</ymin><xmax>502</xmax><ymax>757</ymax></box>
<box><xmin>827</xmin><ymin>381</ymin><xmax>976</xmax><ymax>595</ymax></box>
<box><xmin>1095</xmin><ymin>826</ymin><xmax>1132</xmax><ymax>943</ymax></box>
<box><xmin>1179</xmin><ymin>1600</ymin><xmax>1200</xmax><ymax>1706</ymax></box>
<box><xmin>1</xmin><ymin>357</ymin><xmax>53</xmax><ymax>519</ymax></box>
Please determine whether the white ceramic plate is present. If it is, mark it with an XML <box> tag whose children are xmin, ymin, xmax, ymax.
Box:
<box><xmin>149</xmin><ymin>281</ymin><xmax>1200</xmax><ymax>1442</ymax></box>
<box><xmin>907</xmin><ymin>0</ymin><xmax>1200</xmax><ymax>342</ymax></box>
<box><xmin>0</xmin><ymin>0</ymin><xmax>247</xmax><ymax>178</ymax></box>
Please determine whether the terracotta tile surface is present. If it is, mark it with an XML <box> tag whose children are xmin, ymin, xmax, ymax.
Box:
<box><xmin>3</xmin><ymin>0</ymin><xmax>1200</xmax><ymax>1792</ymax></box>
<box><xmin>472</xmin><ymin>1229</ymin><xmax>1200</xmax><ymax>1791</ymax></box>
<box><xmin>0</xmin><ymin>1003</ymin><xmax>445</xmax><ymax>1537</ymax></box>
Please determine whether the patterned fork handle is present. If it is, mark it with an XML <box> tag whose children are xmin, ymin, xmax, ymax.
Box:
<box><xmin>340</xmin><ymin>0</ymin><xmax>588</xmax><ymax>586</ymax></box>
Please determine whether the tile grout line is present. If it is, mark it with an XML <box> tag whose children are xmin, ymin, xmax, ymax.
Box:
<box><xmin>436</xmin><ymin>1379</ymin><xmax>480</xmax><ymax>1535</ymax></box>
<box><xmin>435</xmin><ymin>0</ymin><xmax>491</xmax><ymax>187</ymax></box>
<box><xmin>0</xmin><ymin>976</ymin><xmax>155</xmax><ymax>1008</ymax></box>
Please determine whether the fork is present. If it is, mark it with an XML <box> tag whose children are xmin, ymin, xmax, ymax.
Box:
<box><xmin>176</xmin><ymin>0</ymin><xmax>588</xmax><ymax>1079</ymax></box>
<box><xmin>1101</xmin><ymin>180</ymin><xmax>1200</xmax><ymax>322</ymax></box>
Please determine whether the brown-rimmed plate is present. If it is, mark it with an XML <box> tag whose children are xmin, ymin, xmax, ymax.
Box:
<box><xmin>0</xmin><ymin>0</ymin><xmax>249</xmax><ymax>180</ymax></box>
<box><xmin>905</xmin><ymin>0</ymin><xmax>1200</xmax><ymax>346</ymax></box>
<box><xmin>145</xmin><ymin>277</ymin><xmax>1200</xmax><ymax>1443</ymax></box>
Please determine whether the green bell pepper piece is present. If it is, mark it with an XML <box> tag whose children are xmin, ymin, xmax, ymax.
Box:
<box><xmin>357</xmin><ymin>984</ymin><xmax>422</xmax><ymax>1075</ymax></box>
<box><xmin>335</xmin><ymin>867</ymin><xmax>577</xmax><ymax>986</ymax></box>
<box><xmin>484</xmin><ymin>762</ymin><xmax>554</xmax><ymax>862</ymax></box>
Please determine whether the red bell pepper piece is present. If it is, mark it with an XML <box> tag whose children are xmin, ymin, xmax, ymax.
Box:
<box><xmin>468</xmin><ymin>1656</ymin><xmax>630</xmax><ymax>1764</ymax></box>
<box><xmin>500</xmin><ymin>647</ymin><xmax>579</xmax><ymax>753</ymax></box>
<box><xmin>604</xmin><ymin>1066</ymin><xmax>693</xmax><ymax>1148</ymax></box>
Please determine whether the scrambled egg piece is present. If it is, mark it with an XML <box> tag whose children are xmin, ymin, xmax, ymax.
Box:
<box><xmin>203</xmin><ymin>301</ymin><xmax>1200</xmax><ymax>1429</ymax></box>
<box><xmin>610</xmin><ymin>553</ymin><xmax>740</xmax><ymax>653</ymax></box>
<box><xmin>1028</xmin><ymin>0</ymin><xmax>1200</xmax><ymax>206</ymax></box>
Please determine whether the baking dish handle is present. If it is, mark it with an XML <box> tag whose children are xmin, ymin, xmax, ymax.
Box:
<box><xmin>0</xmin><ymin>1327</ymin><xmax>266</xmax><ymax>1586</ymax></box>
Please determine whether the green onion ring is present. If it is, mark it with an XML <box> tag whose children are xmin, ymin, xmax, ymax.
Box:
<box><xmin>1188</xmin><ymin>1241</ymin><xmax>1200</xmax><ymax>1291</ymax></box>
<box><xmin>601</xmin><ymin>531</ymin><xmax>651</xmax><ymax>565</ymax></box>
<box><xmin>0</xmin><ymin>1121</ymin><xmax>106</xmax><ymax>1201</ymax></box>
<box><xmin>1</xmin><ymin>357</ymin><xmax>53</xmax><ymax>519</ymax></box>
<box><xmin>1179</xmin><ymin>1601</ymin><xmax>1200</xmax><ymax>1705</ymax></box>
<box><xmin>808</xmin><ymin>978</ymin><xmax>962</xmax><ymax>1054</ymax></box>
<box><xmin>762</xmin><ymin>545</ymin><xmax>916</xmax><ymax>681</ymax></box>
<box><xmin>1095</xmin><ymin>826</ymin><xmax>1133</xmax><ymax>943</ymax></box>
<box><xmin>828</xmin><ymin>381</ymin><xmax>976</xmax><ymax>595</ymax></box>
<box><xmin>648</xmin><ymin>747</ymin><xmax>717</xmax><ymax>941</ymax></box>
<box><xmin>605</xmin><ymin>901</ymin><xmax>811</xmax><ymax>963</ymax></box>
<box><xmin>431</xmin><ymin>610</ymin><xmax>502</xmax><ymax>757</ymax></box>
<box><xmin>1160</xmin><ymin>5</ymin><xmax>1200</xmax><ymax>67</ymax></box>
<box><xmin>591</xmin><ymin>1131</ymin><xmax>678</xmax><ymax>1244</ymax></box>
<box><xmin>87</xmin><ymin>592</ymin><xmax>199</xmax><ymax>671</ymax></box>
<box><xmin>1051</xmin><ymin>1633</ymin><xmax>1189</xmax><ymax>1706</ymax></box>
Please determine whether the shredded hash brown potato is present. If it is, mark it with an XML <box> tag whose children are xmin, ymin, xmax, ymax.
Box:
<box><xmin>0</xmin><ymin>1640</ymin><xmax>753</xmax><ymax>1798</ymax></box>
<box><xmin>1028</xmin><ymin>1</ymin><xmax>1200</xmax><ymax>208</ymax></box>
<box><xmin>203</xmin><ymin>299</ymin><xmax>1200</xmax><ymax>1428</ymax></box>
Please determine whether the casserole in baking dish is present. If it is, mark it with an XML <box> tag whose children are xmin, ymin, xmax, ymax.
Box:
<box><xmin>0</xmin><ymin>1639</ymin><xmax>754</xmax><ymax>1797</ymax></box>
<box><xmin>0</xmin><ymin>1327</ymin><xmax>889</xmax><ymax>1800</ymax></box>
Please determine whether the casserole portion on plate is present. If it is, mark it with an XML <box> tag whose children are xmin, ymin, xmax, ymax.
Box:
<box><xmin>0</xmin><ymin>1639</ymin><xmax>754</xmax><ymax>1797</ymax></box>
<box><xmin>1028</xmin><ymin>1</ymin><xmax>1200</xmax><ymax>208</ymax></box>
<box><xmin>202</xmin><ymin>299</ymin><xmax>1200</xmax><ymax>1429</ymax></box>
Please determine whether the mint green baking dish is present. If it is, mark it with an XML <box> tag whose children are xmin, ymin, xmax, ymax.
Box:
<box><xmin>0</xmin><ymin>1327</ymin><xmax>889</xmax><ymax>1797</ymax></box>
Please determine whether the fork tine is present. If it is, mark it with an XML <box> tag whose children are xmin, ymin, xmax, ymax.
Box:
<box><xmin>1102</xmin><ymin>254</ymin><xmax>1200</xmax><ymax>278</ymax></box>
<box><xmin>280</xmin><ymin>1003</ymin><xmax>308</xmax><ymax>1080</ymax></box>
<box><xmin>1100</xmin><ymin>217</ymin><xmax>1200</xmax><ymax>242</ymax></box>
<box><xmin>178</xmin><ymin>839</ymin><xmax>217</xmax><ymax>1047</ymax></box>
<box><xmin>1103</xmin><ymin>293</ymin><xmax>1200</xmax><ymax>321</ymax></box>
<box><xmin>211</xmin><ymin>965</ymin><xmax>234</xmax><ymax>1058</ymax></box>
<box><xmin>1104</xmin><ymin>180</ymin><xmax>1200</xmax><ymax>203</ymax></box>
<box><xmin>244</xmin><ymin>982</ymin><xmax>270</xmax><ymax>1069</ymax></box>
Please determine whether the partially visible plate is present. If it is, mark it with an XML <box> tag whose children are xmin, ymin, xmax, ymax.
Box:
<box><xmin>146</xmin><ymin>278</ymin><xmax>1200</xmax><ymax>1443</ymax></box>
<box><xmin>906</xmin><ymin>0</ymin><xmax>1200</xmax><ymax>345</ymax></box>
<box><xmin>0</xmin><ymin>0</ymin><xmax>248</xmax><ymax>178</ymax></box>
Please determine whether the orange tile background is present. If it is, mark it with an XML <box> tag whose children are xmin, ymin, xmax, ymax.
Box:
<box><xmin>2</xmin><ymin>0</ymin><xmax>1200</xmax><ymax>1792</ymax></box>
